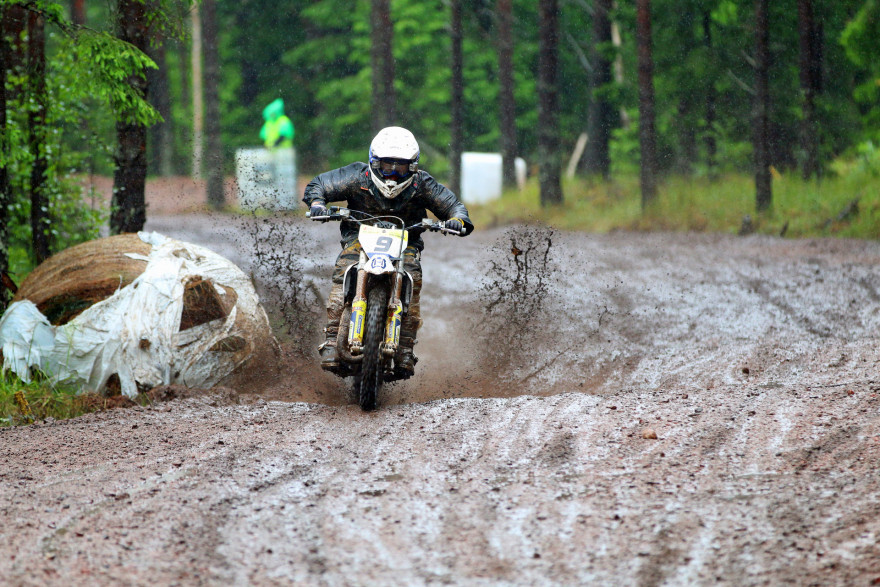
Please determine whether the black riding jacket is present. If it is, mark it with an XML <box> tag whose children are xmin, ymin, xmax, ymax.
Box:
<box><xmin>302</xmin><ymin>162</ymin><xmax>474</xmax><ymax>251</ymax></box>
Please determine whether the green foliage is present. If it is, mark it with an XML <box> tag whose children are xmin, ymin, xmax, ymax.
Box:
<box><xmin>840</xmin><ymin>0</ymin><xmax>880</xmax><ymax>142</ymax></box>
<box><xmin>3</xmin><ymin>0</ymin><xmax>162</xmax><ymax>130</ymax></box>
<box><xmin>1</xmin><ymin>0</ymin><xmax>172</xmax><ymax>279</ymax></box>
<box><xmin>845</xmin><ymin>140</ymin><xmax>880</xmax><ymax>177</ymax></box>
<box><xmin>220</xmin><ymin>0</ymin><xmax>544</xmax><ymax>176</ymax></box>
<box><xmin>74</xmin><ymin>30</ymin><xmax>161</xmax><ymax>126</ymax></box>
<box><xmin>609</xmin><ymin>114</ymin><xmax>640</xmax><ymax>175</ymax></box>
<box><xmin>3</xmin><ymin>27</ymin><xmax>109</xmax><ymax>272</ymax></box>
<box><xmin>0</xmin><ymin>369</ymin><xmax>91</xmax><ymax>426</ymax></box>
<box><xmin>205</xmin><ymin>0</ymin><xmax>876</xmax><ymax>184</ymax></box>
<box><xmin>840</xmin><ymin>0</ymin><xmax>880</xmax><ymax>68</ymax></box>
<box><xmin>710</xmin><ymin>0</ymin><xmax>739</xmax><ymax>26</ymax></box>
<box><xmin>0</xmin><ymin>368</ymin><xmax>150</xmax><ymax>426</ymax></box>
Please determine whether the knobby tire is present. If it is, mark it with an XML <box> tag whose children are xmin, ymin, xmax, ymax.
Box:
<box><xmin>358</xmin><ymin>284</ymin><xmax>388</xmax><ymax>411</ymax></box>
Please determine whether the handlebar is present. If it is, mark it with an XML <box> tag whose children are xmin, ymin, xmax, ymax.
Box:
<box><xmin>306</xmin><ymin>205</ymin><xmax>350</xmax><ymax>222</ymax></box>
<box><xmin>420</xmin><ymin>218</ymin><xmax>463</xmax><ymax>236</ymax></box>
<box><xmin>307</xmin><ymin>206</ymin><xmax>462</xmax><ymax>236</ymax></box>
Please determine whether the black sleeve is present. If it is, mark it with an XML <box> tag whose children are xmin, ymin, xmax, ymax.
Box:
<box><xmin>302</xmin><ymin>163</ymin><xmax>367</xmax><ymax>207</ymax></box>
<box><xmin>421</xmin><ymin>173</ymin><xmax>475</xmax><ymax>235</ymax></box>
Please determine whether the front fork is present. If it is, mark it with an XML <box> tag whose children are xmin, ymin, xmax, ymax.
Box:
<box><xmin>347</xmin><ymin>258</ymin><xmax>404</xmax><ymax>357</ymax></box>
<box><xmin>348</xmin><ymin>268</ymin><xmax>369</xmax><ymax>354</ymax></box>
<box><xmin>383</xmin><ymin>272</ymin><xmax>404</xmax><ymax>358</ymax></box>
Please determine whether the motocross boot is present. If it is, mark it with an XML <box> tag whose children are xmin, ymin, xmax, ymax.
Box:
<box><xmin>319</xmin><ymin>326</ymin><xmax>340</xmax><ymax>371</ymax></box>
<box><xmin>393</xmin><ymin>336</ymin><xmax>418</xmax><ymax>379</ymax></box>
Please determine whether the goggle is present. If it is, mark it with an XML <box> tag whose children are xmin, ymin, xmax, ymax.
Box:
<box><xmin>377</xmin><ymin>158</ymin><xmax>413</xmax><ymax>177</ymax></box>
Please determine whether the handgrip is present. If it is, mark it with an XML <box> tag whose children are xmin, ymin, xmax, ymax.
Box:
<box><xmin>439</xmin><ymin>220</ymin><xmax>462</xmax><ymax>236</ymax></box>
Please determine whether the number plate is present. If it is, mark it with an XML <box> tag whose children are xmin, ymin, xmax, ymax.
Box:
<box><xmin>359</xmin><ymin>225</ymin><xmax>407</xmax><ymax>260</ymax></box>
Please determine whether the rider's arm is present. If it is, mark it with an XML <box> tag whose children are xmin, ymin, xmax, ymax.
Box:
<box><xmin>420</xmin><ymin>173</ymin><xmax>474</xmax><ymax>236</ymax></box>
<box><xmin>302</xmin><ymin>162</ymin><xmax>368</xmax><ymax>208</ymax></box>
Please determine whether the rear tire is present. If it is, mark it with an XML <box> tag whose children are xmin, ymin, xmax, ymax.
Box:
<box><xmin>358</xmin><ymin>283</ymin><xmax>389</xmax><ymax>411</ymax></box>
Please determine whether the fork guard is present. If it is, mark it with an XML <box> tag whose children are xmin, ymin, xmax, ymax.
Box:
<box><xmin>336</xmin><ymin>289</ymin><xmax>410</xmax><ymax>365</ymax></box>
<box><xmin>335</xmin><ymin>306</ymin><xmax>362</xmax><ymax>363</ymax></box>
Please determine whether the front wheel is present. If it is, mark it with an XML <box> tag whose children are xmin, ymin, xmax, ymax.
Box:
<box><xmin>357</xmin><ymin>283</ymin><xmax>389</xmax><ymax>411</ymax></box>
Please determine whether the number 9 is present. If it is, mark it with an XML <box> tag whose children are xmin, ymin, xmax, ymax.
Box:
<box><xmin>375</xmin><ymin>236</ymin><xmax>393</xmax><ymax>252</ymax></box>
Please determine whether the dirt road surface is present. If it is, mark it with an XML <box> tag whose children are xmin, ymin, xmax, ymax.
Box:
<box><xmin>2</xmin><ymin>189</ymin><xmax>880</xmax><ymax>585</ymax></box>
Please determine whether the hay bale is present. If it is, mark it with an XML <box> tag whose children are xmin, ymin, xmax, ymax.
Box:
<box><xmin>1</xmin><ymin>232</ymin><xmax>276</xmax><ymax>398</ymax></box>
<box><xmin>14</xmin><ymin>234</ymin><xmax>152</xmax><ymax>325</ymax></box>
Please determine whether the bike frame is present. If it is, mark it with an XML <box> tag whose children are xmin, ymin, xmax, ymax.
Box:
<box><xmin>345</xmin><ymin>218</ymin><xmax>409</xmax><ymax>359</ymax></box>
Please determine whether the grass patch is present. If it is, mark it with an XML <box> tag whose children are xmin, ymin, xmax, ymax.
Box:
<box><xmin>0</xmin><ymin>370</ymin><xmax>138</xmax><ymax>427</ymax></box>
<box><xmin>470</xmin><ymin>169</ymin><xmax>880</xmax><ymax>239</ymax></box>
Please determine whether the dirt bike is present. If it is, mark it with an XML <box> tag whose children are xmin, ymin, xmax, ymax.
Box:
<box><xmin>308</xmin><ymin>206</ymin><xmax>461</xmax><ymax>411</ymax></box>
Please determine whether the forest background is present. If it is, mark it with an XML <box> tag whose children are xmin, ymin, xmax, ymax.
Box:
<box><xmin>2</xmin><ymin>0</ymin><xmax>880</xmax><ymax>312</ymax></box>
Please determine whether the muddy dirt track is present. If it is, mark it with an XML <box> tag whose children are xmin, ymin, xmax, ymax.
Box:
<box><xmin>2</xmin><ymin>197</ymin><xmax>880</xmax><ymax>585</ymax></box>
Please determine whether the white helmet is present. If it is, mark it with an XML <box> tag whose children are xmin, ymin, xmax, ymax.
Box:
<box><xmin>368</xmin><ymin>127</ymin><xmax>420</xmax><ymax>199</ymax></box>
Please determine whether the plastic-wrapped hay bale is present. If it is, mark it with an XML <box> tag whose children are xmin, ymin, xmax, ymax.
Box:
<box><xmin>0</xmin><ymin>232</ymin><xmax>275</xmax><ymax>398</ymax></box>
<box><xmin>12</xmin><ymin>233</ymin><xmax>153</xmax><ymax>324</ymax></box>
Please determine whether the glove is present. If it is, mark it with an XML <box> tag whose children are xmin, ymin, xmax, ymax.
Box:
<box><xmin>310</xmin><ymin>202</ymin><xmax>328</xmax><ymax>217</ymax></box>
<box><xmin>445</xmin><ymin>218</ymin><xmax>465</xmax><ymax>235</ymax></box>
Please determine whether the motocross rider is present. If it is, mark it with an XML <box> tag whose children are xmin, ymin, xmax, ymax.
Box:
<box><xmin>303</xmin><ymin>126</ymin><xmax>474</xmax><ymax>378</ymax></box>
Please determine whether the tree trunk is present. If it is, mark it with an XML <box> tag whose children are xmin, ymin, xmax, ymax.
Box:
<box><xmin>175</xmin><ymin>37</ymin><xmax>190</xmax><ymax>176</ymax></box>
<box><xmin>611</xmin><ymin>21</ymin><xmax>629</xmax><ymax>129</ymax></box>
<box><xmin>190</xmin><ymin>4</ymin><xmax>203</xmax><ymax>179</ymax></box>
<box><xmin>111</xmin><ymin>0</ymin><xmax>149</xmax><ymax>234</ymax></box>
<box><xmin>202</xmin><ymin>0</ymin><xmax>224</xmax><ymax>209</ymax></box>
<box><xmin>497</xmin><ymin>0</ymin><xmax>517</xmax><ymax>188</ymax></box>
<box><xmin>583</xmin><ymin>0</ymin><xmax>613</xmax><ymax>178</ymax></box>
<box><xmin>27</xmin><ymin>10</ymin><xmax>50</xmax><ymax>263</ymax></box>
<box><xmin>703</xmin><ymin>10</ymin><xmax>717</xmax><ymax>178</ymax></box>
<box><xmin>753</xmin><ymin>0</ymin><xmax>772</xmax><ymax>211</ymax></box>
<box><xmin>4</xmin><ymin>5</ymin><xmax>26</xmax><ymax>78</ymax></box>
<box><xmin>449</xmin><ymin>0</ymin><xmax>463</xmax><ymax>196</ymax></box>
<box><xmin>537</xmin><ymin>0</ymin><xmax>562</xmax><ymax>206</ymax></box>
<box><xmin>147</xmin><ymin>41</ymin><xmax>174</xmax><ymax>177</ymax></box>
<box><xmin>797</xmin><ymin>0</ymin><xmax>820</xmax><ymax>179</ymax></box>
<box><xmin>370</xmin><ymin>0</ymin><xmax>396</xmax><ymax>132</ymax></box>
<box><xmin>636</xmin><ymin>0</ymin><xmax>657</xmax><ymax>208</ymax></box>
<box><xmin>71</xmin><ymin>0</ymin><xmax>86</xmax><ymax>26</ymax></box>
<box><xmin>239</xmin><ymin>56</ymin><xmax>258</xmax><ymax>108</ymax></box>
<box><xmin>232</xmin><ymin>0</ymin><xmax>257</xmax><ymax>108</ymax></box>
<box><xmin>0</xmin><ymin>7</ymin><xmax>10</xmax><ymax>311</ymax></box>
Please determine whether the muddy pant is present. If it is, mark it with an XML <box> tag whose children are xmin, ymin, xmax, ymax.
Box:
<box><xmin>325</xmin><ymin>241</ymin><xmax>423</xmax><ymax>355</ymax></box>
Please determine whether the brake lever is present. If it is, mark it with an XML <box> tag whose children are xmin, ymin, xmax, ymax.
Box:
<box><xmin>438</xmin><ymin>220</ymin><xmax>462</xmax><ymax>236</ymax></box>
<box><xmin>307</xmin><ymin>206</ymin><xmax>348</xmax><ymax>222</ymax></box>
<box><xmin>306</xmin><ymin>211</ymin><xmax>332</xmax><ymax>222</ymax></box>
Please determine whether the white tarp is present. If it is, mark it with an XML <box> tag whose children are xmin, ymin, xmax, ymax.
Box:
<box><xmin>0</xmin><ymin>232</ymin><xmax>272</xmax><ymax>398</ymax></box>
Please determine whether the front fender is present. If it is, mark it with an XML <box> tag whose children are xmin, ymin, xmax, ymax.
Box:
<box><xmin>343</xmin><ymin>264</ymin><xmax>413</xmax><ymax>312</ymax></box>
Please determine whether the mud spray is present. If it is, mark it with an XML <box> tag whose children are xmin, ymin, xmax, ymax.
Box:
<box><xmin>236</xmin><ymin>218</ymin><xmax>602</xmax><ymax>405</ymax></box>
<box><xmin>479</xmin><ymin>226</ymin><xmax>555</xmax><ymax>365</ymax></box>
<box><xmin>245</xmin><ymin>216</ymin><xmax>323</xmax><ymax>354</ymax></box>
<box><xmin>232</xmin><ymin>215</ymin><xmax>347</xmax><ymax>402</ymax></box>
